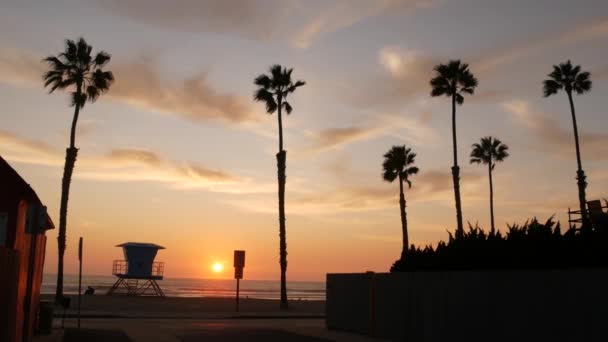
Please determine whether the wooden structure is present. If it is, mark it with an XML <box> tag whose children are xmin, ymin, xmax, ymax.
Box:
<box><xmin>0</xmin><ymin>156</ymin><xmax>55</xmax><ymax>342</ymax></box>
<box><xmin>568</xmin><ymin>199</ymin><xmax>608</xmax><ymax>229</ymax></box>
<box><xmin>107</xmin><ymin>242</ymin><xmax>166</xmax><ymax>297</ymax></box>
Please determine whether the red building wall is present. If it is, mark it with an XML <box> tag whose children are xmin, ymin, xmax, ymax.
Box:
<box><xmin>0</xmin><ymin>157</ymin><xmax>54</xmax><ymax>342</ymax></box>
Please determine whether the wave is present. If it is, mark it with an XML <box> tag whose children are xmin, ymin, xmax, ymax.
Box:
<box><xmin>41</xmin><ymin>274</ymin><xmax>326</xmax><ymax>300</ymax></box>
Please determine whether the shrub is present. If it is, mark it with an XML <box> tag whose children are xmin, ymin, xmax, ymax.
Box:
<box><xmin>391</xmin><ymin>217</ymin><xmax>608</xmax><ymax>272</ymax></box>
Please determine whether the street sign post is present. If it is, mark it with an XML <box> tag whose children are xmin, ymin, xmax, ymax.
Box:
<box><xmin>234</xmin><ymin>250</ymin><xmax>245</xmax><ymax>312</ymax></box>
<box><xmin>78</xmin><ymin>237</ymin><xmax>83</xmax><ymax>328</ymax></box>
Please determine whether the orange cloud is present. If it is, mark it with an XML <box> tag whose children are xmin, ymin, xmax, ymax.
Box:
<box><xmin>504</xmin><ymin>100</ymin><xmax>608</xmax><ymax>160</ymax></box>
<box><xmin>476</xmin><ymin>18</ymin><xmax>608</xmax><ymax>73</ymax></box>
<box><xmin>0</xmin><ymin>49</ymin><xmax>257</xmax><ymax>125</ymax></box>
<box><xmin>96</xmin><ymin>0</ymin><xmax>435</xmax><ymax>49</ymax></box>
<box><xmin>105</xmin><ymin>148</ymin><xmax>162</xmax><ymax>166</ymax></box>
<box><xmin>110</xmin><ymin>60</ymin><xmax>257</xmax><ymax>124</ymax></box>
<box><xmin>0</xmin><ymin>130</ymin><xmax>268</xmax><ymax>194</ymax></box>
<box><xmin>0</xmin><ymin>129</ymin><xmax>60</xmax><ymax>166</ymax></box>
<box><xmin>0</xmin><ymin>48</ymin><xmax>46</xmax><ymax>87</ymax></box>
<box><xmin>96</xmin><ymin>0</ymin><xmax>281</xmax><ymax>41</ymax></box>
<box><xmin>293</xmin><ymin>0</ymin><xmax>434</xmax><ymax>48</ymax></box>
<box><xmin>232</xmin><ymin>169</ymin><xmax>484</xmax><ymax>215</ymax></box>
<box><xmin>298</xmin><ymin>114</ymin><xmax>439</xmax><ymax>157</ymax></box>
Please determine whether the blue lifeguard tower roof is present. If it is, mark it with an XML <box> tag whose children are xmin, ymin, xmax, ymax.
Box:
<box><xmin>116</xmin><ymin>242</ymin><xmax>165</xmax><ymax>249</ymax></box>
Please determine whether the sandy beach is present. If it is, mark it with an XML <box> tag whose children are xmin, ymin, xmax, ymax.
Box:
<box><xmin>41</xmin><ymin>294</ymin><xmax>325</xmax><ymax>319</ymax></box>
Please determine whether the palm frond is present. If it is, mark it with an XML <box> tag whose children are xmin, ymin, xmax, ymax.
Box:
<box><xmin>470</xmin><ymin>136</ymin><xmax>509</xmax><ymax>166</ymax></box>
<box><xmin>573</xmin><ymin>71</ymin><xmax>592</xmax><ymax>94</ymax></box>
<box><xmin>42</xmin><ymin>70</ymin><xmax>63</xmax><ymax>87</ymax></box>
<box><xmin>382</xmin><ymin>145</ymin><xmax>418</xmax><ymax>186</ymax></box>
<box><xmin>94</xmin><ymin>51</ymin><xmax>111</xmax><ymax>67</ymax></box>
<box><xmin>560</xmin><ymin>60</ymin><xmax>572</xmax><ymax>75</ymax></box>
<box><xmin>254</xmin><ymin>65</ymin><xmax>304</xmax><ymax>117</ymax></box>
<box><xmin>431</xmin><ymin>60</ymin><xmax>477</xmax><ymax>102</ymax></box>
<box><xmin>405</xmin><ymin>179</ymin><xmax>412</xmax><ymax>188</ymax></box>
<box><xmin>92</xmin><ymin>69</ymin><xmax>114</xmax><ymax>91</ymax></box>
<box><xmin>61</xmin><ymin>39</ymin><xmax>78</xmax><ymax>63</ymax></box>
<box><xmin>269</xmin><ymin>64</ymin><xmax>282</xmax><ymax>88</ymax></box>
<box><xmin>254</xmin><ymin>74</ymin><xmax>272</xmax><ymax>89</ymax></box>
<box><xmin>253</xmin><ymin>88</ymin><xmax>277</xmax><ymax>114</ymax></box>
<box><xmin>430</xmin><ymin>78</ymin><xmax>450</xmax><ymax>97</ymax></box>
<box><xmin>283</xmin><ymin>101</ymin><xmax>292</xmax><ymax>114</ymax></box>
<box><xmin>44</xmin><ymin>38</ymin><xmax>113</xmax><ymax>106</ymax></box>
<box><xmin>43</xmin><ymin>56</ymin><xmax>67</xmax><ymax>70</ymax></box>
<box><xmin>455</xmin><ymin>93</ymin><xmax>464</xmax><ymax>105</ymax></box>
<box><xmin>76</xmin><ymin>37</ymin><xmax>92</xmax><ymax>66</ymax></box>
<box><xmin>460</xmin><ymin>71</ymin><xmax>478</xmax><ymax>92</ymax></box>
<box><xmin>86</xmin><ymin>85</ymin><xmax>100</xmax><ymax>102</ymax></box>
<box><xmin>383</xmin><ymin>168</ymin><xmax>398</xmax><ymax>182</ymax></box>
<box><xmin>281</xmin><ymin>68</ymin><xmax>293</xmax><ymax>87</ymax></box>
<box><xmin>548</xmin><ymin>66</ymin><xmax>563</xmax><ymax>81</ymax></box>
<box><xmin>544</xmin><ymin>60</ymin><xmax>591</xmax><ymax>97</ymax></box>
<box><xmin>407</xmin><ymin>166</ymin><xmax>419</xmax><ymax>175</ymax></box>
<box><xmin>71</xmin><ymin>91</ymin><xmax>87</xmax><ymax>109</ymax></box>
<box><xmin>543</xmin><ymin>79</ymin><xmax>561</xmax><ymax>97</ymax></box>
<box><xmin>287</xmin><ymin>80</ymin><xmax>306</xmax><ymax>93</ymax></box>
<box><xmin>461</xmin><ymin>86</ymin><xmax>475</xmax><ymax>95</ymax></box>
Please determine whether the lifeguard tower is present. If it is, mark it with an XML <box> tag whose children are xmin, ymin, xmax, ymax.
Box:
<box><xmin>107</xmin><ymin>242</ymin><xmax>166</xmax><ymax>297</ymax></box>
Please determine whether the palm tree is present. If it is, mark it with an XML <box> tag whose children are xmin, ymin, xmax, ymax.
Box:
<box><xmin>470</xmin><ymin>137</ymin><xmax>509</xmax><ymax>234</ymax></box>
<box><xmin>430</xmin><ymin>60</ymin><xmax>478</xmax><ymax>235</ymax></box>
<box><xmin>382</xmin><ymin>145</ymin><xmax>419</xmax><ymax>259</ymax></box>
<box><xmin>43</xmin><ymin>38</ymin><xmax>114</xmax><ymax>303</ymax></box>
<box><xmin>543</xmin><ymin>60</ymin><xmax>592</xmax><ymax>229</ymax></box>
<box><xmin>253</xmin><ymin>65</ymin><xmax>305</xmax><ymax>310</ymax></box>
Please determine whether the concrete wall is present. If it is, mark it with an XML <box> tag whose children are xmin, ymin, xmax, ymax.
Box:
<box><xmin>327</xmin><ymin>269</ymin><xmax>608</xmax><ymax>341</ymax></box>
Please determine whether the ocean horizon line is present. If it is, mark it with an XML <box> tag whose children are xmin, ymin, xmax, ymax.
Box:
<box><xmin>43</xmin><ymin>273</ymin><xmax>326</xmax><ymax>284</ymax></box>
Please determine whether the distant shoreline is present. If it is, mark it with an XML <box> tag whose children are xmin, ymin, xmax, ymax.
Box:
<box><xmin>41</xmin><ymin>274</ymin><xmax>326</xmax><ymax>300</ymax></box>
<box><xmin>42</xmin><ymin>273</ymin><xmax>326</xmax><ymax>283</ymax></box>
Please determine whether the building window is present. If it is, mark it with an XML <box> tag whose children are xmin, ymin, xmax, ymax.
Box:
<box><xmin>0</xmin><ymin>213</ymin><xmax>7</xmax><ymax>247</ymax></box>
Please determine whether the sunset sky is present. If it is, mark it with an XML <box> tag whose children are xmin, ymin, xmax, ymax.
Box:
<box><xmin>1</xmin><ymin>0</ymin><xmax>608</xmax><ymax>281</ymax></box>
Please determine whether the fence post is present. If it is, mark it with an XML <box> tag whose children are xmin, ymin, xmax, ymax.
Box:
<box><xmin>367</xmin><ymin>271</ymin><xmax>376</xmax><ymax>337</ymax></box>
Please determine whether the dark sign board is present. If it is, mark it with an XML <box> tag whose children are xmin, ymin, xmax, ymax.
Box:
<box><xmin>234</xmin><ymin>250</ymin><xmax>245</xmax><ymax>268</ymax></box>
<box><xmin>234</xmin><ymin>250</ymin><xmax>245</xmax><ymax>279</ymax></box>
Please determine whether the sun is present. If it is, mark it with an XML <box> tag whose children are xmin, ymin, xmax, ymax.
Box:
<box><xmin>212</xmin><ymin>262</ymin><xmax>224</xmax><ymax>273</ymax></box>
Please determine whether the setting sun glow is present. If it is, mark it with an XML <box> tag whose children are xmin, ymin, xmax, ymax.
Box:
<box><xmin>212</xmin><ymin>262</ymin><xmax>224</xmax><ymax>273</ymax></box>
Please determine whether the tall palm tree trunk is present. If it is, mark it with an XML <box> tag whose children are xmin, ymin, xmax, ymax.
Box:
<box><xmin>488</xmin><ymin>162</ymin><xmax>495</xmax><ymax>234</ymax></box>
<box><xmin>276</xmin><ymin>97</ymin><xmax>288</xmax><ymax>310</ymax></box>
<box><xmin>451</xmin><ymin>94</ymin><xmax>464</xmax><ymax>235</ymax></box>
<box><xmin>55</xmin><ymin>99</ymin><xmax>81</xmax><ymax>304</ymax></box>
<box><xmin>398</xmin><ymin>177</ymin><xmax>408</xmax><ymax>259</ymax></box>
<box><xmin>567</xmin><ymin>91</ymin><xmax>589</xmax><ymax>229</ymax></box>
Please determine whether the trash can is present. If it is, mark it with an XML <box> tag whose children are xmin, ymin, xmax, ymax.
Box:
<box><xmin>38</xmin><ymin>301</ymin><xmax>54</xmax><ymax>334</ymax></box>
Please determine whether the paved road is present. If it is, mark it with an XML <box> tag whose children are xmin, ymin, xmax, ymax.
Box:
<box><xmin>35</xmin><ymin>318</ymin><xmax>383</xmax><ymax>342</ymax></box>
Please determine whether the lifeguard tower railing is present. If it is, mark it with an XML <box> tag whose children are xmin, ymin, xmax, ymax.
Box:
<box><xmin>568</xmin><ymin>200</ymin><xmax>608</xmax><ymax>228</ymax></box>
<box><xmin>112</xmin><ymin>260</ymin><xmax>165</xmax><ymax>280</ymax></box>
<box><xmin>108</xmin><ymin>260</ymin><xmax>166</xmax><ymax>297</ymax></box>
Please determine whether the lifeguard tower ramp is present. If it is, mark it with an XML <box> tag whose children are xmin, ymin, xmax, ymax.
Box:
<box><xmin>107</xmin><ymin>242</ymin><xmax>166</xmax><ymax>297</ymax></box>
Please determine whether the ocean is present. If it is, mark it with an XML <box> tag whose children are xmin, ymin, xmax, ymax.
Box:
<box><xmin>42</xmin><ymin>274</ymin><xmax>326</xmax><ymax>300</ymax></box>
